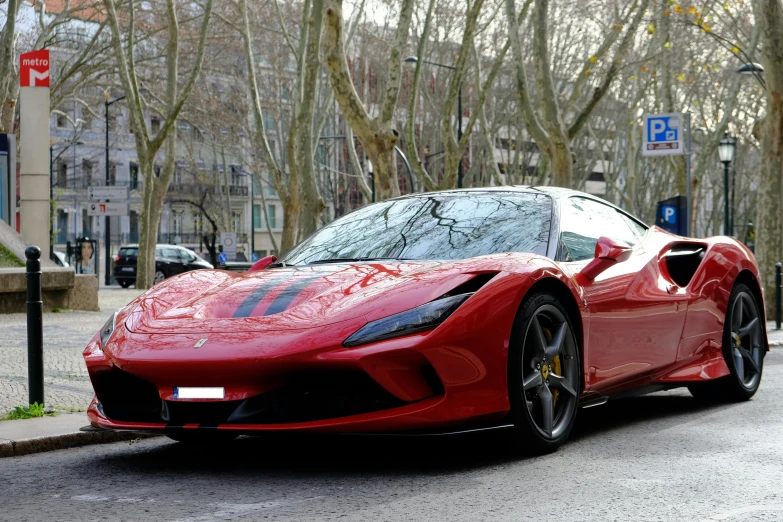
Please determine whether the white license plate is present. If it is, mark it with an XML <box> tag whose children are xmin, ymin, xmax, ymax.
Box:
<box><xmin>174</xmin><ymin>387</ymin><xmax>224</xmax><ymax>399</ymax></box>
<box><xmin>121</xmin><ymin>267</ymin><xmax>134</xmax><ymax>272</ymax></box>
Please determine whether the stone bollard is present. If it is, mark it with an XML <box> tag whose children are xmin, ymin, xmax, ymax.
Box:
<box><xmin>25</xmin><ymin>245</ymin><xmax>44</xmax><ymax>405</ymax></box>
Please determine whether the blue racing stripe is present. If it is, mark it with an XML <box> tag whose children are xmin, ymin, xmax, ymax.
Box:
<box><xmin>263</xmin><ymin>274</ymin><xmax>323</xmax><ymax>316</ymax></box>
<box><xmin>232</xmin><ymin>273</ymin><xmax>295</xmax><ymax>318</ymax></box>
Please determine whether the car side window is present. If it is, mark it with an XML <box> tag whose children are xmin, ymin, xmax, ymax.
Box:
<box><xmin>179</xmin><ymin>249</ymin><xmax>195</xmax><ymax>262</ymax></box>
<box><xmin>161</xmin><ymin>247</ymin><xmax>180</xmax><ymax>260</ymax></box>
<box><xmin>559</xmin><ymin>197</ymin><xmax>642</xmax><ymax>262</ymax></box>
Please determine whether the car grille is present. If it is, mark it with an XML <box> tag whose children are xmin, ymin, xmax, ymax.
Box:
<box><xmin>94</xmin><ymin>369</ymin><xmax>439</xmax><ymax>426</ymax></box>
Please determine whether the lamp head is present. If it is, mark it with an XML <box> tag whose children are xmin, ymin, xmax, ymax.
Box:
<box><xmin>718</xmin><ymin>132</ymin><xmax>737</xmax><ymax>164</ymax></box>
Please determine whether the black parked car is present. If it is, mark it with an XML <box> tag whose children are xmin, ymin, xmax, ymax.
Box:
<box><xmin>113</xmin><ymin>244</ymin><xmax>213</xmax><ymax>288</ymax></box>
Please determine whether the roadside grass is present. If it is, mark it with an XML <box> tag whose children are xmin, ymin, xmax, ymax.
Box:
<box><xmin>0</xmin><ymin>244</ymin><xmax>23</xmax><ymax>268</ymax></box>
<box><xmin>3</xmin><ymin>403</ymin><xmax>57</xmax><ymax>421</ymax></box>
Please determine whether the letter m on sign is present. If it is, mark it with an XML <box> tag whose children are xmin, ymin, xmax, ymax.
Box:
<box><xmin>19</xmin><ymin>50</ymin><xmax>50</xmax><ymax>87</ymax></box>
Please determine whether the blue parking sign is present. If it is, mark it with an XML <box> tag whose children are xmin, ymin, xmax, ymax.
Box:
<box><xmin>643</xmin><ymin>113</ymin><xmax>684</xmax><ymax>156</ymax></box>
<box><xmin>661</xmin><ymin>205</ymin><xmax>677</xmax><ymax>224</ymax></box>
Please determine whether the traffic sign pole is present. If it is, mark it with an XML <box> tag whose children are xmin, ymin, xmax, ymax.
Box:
<box><xmin>685</xmin><ymin>112</ymin><xmax>692</xmax><ymax>236</ymax></box>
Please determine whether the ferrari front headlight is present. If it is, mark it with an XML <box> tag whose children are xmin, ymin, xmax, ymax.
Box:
<box><xmin>99</xmin><ymin>311</ymin><xmax>118</xmax><ymax>348</ymax></box>
<box><xmin>343</xmin><ymin>293</ymin><xmax>473</xmax><ymax>348</ymax></box>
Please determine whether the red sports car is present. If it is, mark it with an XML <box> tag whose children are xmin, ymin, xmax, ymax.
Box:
<box><xmin>84</xmin><ymin>187</ymin><xmax>767</xmax><ymax>453</ymax></box>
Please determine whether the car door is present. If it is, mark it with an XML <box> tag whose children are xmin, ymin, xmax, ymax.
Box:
<box><xmin>159</xmin><ymin>247</ymin><xmax>185</xmax><ymax>276</ymax></box>
<box><xmin>559</xmin><ymin>197</ymin><xmax>687</xmax><ymax>393</ymax></box>
<box><xmin>178</xmin><ymin>248</ymin><xmax>199</xmax><ymax>272</ymax></box>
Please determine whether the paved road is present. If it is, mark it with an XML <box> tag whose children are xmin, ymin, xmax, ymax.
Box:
<box><xmin>1</xmin><ymin>350</ymin><xmax>782</xmax><ymax>522</ymax></box>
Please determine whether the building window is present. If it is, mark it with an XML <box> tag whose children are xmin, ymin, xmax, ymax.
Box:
<box><xmin>56</xmin><ymin>113</ymin><xmax>69</xmax><ymax>129</ymax></box>
<box><xmin>267</xmin><ymin>204</ymin><xmax>276</xmax><ymax>229</ymax></box>
<box><xmin>172</xmin><ymin>212</ymin><xmax>182</xmax><ymax>235</ymax></box>
<box><xmin>56</xmin><ymin>160</ymin><xmax>68</xmax><ymax>188</ymax></box>
<box><xmin>82</xmin><ymin>159</ymin><xmax>93</xmax><ymax>186</ymax></box>
<box><xmin>233</xmin><ymin>213</ymin><xmax>241</xmax><ymax>234</ymax></box>
<box><xmin>253</xmin><ymin>204</ymin><xmax>262</xmax><ymax>230</ymax></box>
<box><xmin>150</xmin><ymin>116</ymin><xmax>161</xmax><ymax>134</ymax></box>
<box><xmin>130</xmin><ymin>163</ymin><xmax>139</xmax><ymax>190</ymax></box>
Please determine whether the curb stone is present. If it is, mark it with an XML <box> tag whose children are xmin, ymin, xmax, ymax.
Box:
<box><xmin>0</xmin><ymin>430</ymin><xmax>158</xmax><ymax>458</ymax></box>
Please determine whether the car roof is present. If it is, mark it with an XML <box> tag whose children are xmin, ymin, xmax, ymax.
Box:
<box><xmin>387</xmin><ymin>185</ymin><xmax>588</xmax><ymax>202</ymax></box>
<box><xmin>119</xmin><ymin>244</ymin><xmax>185</xmax><ymax>249</ymax></box>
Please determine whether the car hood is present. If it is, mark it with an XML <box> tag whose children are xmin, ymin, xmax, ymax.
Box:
<box><xmin>122</xmin><ymin>258</ymin><xmax>517</xmax><ymax>334</ymax></box>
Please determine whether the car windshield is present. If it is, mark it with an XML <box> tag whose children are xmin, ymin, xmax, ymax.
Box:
<box><xmin>283</xmin><ymin>192</ymin><xmax>552</xmax><ymax>265</ymax></box>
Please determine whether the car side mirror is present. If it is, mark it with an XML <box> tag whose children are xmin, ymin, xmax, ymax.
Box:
<box><xmin>248</xmin><ymin>255</ymin><xmax>278</xmax><ymax>273</ymax></box>
<box><xmin>578</xmin><ymin>236</ymin><xmax>632</xmax><ymax>282</ymax></box>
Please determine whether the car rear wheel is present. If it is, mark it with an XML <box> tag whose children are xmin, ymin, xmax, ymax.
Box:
<box><xmin>118</xmin><ymin>280</ymin><xmax>132</xmax><ymax>288</ymax></box>
<box><xmin>508</xmin><ymin>292</ymin><xmax>581</xmax><ymax>454</ymax></box>
<box><xmin>166</xmin><ymin>431</ymin><xmax>238</xmax><ymax>444</ymax></box>
<box><xmin>153</xmin><ymin>270</ymin><xmax>166</xmax><ymax>284</ymax></box>
<box><xmin>689</xmin><ymin>283</ymin><xmax>764</xmax><ymax>402</ymax></box>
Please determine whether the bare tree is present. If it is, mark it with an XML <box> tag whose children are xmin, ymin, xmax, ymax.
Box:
<box><xmin>505</xmin><ymin>0</ymin><xmax>649</xmax><ymax>188</ymax></box>
<box><xmin>103</xmin><ymin>0</ymin><xmax>214</xmax><ymax>288</ymax></box>
<box><xmin>323</xmin><ymin>0</ymin><xmax>415</xmax><ymax>201</ymax></box>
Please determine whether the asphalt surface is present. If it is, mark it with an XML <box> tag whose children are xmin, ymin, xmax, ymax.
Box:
<box><xmin>0</xmin><ymin>350</ymin><xmax>781</xmax><ymax>522</ymax></box>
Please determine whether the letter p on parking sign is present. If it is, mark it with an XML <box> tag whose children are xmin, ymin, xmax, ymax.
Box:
<box><xmin>643</xmin><ymin>113</ymin><xmax>684</xmax><ymax>156</ymax></box>
<box><xmin>20</xmin><ymin>50</ymin><xmax>50</xmax><ymax>88</ymax></box>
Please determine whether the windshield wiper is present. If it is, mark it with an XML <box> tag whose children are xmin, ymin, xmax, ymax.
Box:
<box><xmin>306</xmin><ymin>257</ymin><xmax>412</xmax><ymax>265</ymax></box>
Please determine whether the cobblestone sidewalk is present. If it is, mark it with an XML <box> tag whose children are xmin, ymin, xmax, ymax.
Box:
<box><xmin>0</xmin><ymin>289</ymin><xmax>143</xmax><ymax>413</ymax></box>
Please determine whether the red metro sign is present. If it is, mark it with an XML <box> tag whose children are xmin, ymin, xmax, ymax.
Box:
<box><xmin>20</xmin><ymin>50</ymin><xmax>50</xmax><ymax>87</ymax></box>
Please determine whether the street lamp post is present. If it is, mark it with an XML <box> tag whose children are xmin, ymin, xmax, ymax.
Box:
<box><xmin>404</xmin><ymin>56</ymin><xmax>463</xmax><ymax>188</ymax></box>
<box><xmin>104</xmin><ymin>92</ymin><xmax>125</xmax><ymax>286</ymax></box>
<box><xmin>718</xmin><ymin>132</ymin><xmax>737</xmax><ymax>236</ymax></box>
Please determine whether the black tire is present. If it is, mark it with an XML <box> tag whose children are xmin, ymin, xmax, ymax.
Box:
<box><xmin>166</xmin><ymin>431</ymin><xmax>238</xmax><ymax>444</ymax></box>
<box><xmin>508</xmin><ymin>292</ymin><xmax>581</xmax><ymax>455</ymax></box>
<box><xmin>118</xmin><ymin>280</ymin><xmax>132</xmax><ymax>288</ymax></box>
<box><xmin>689</xmin><ymin>283</ymin><xmax>764</xmax><ymax>402</ymax></box>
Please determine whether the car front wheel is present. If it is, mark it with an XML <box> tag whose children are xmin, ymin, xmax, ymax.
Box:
<box><xmin>153</xmin><ymin>270</ymin><xmax>166</xmax><ymax>284</ymax></box>
<box><xmin>508</xmin><ymin>292</ymin><xmax>581</xmax><ymax>455</ymax></box>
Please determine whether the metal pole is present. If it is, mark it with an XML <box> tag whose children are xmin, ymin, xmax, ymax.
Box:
<box><xmin>457</xmin><ymin>84</ymin><xmax>463</xmax><ymax>189</ymax></box>
<box><xmin>685</xmin><ymin>112</ymin><xmax>692</xmax><ymax>236</ymax></box>
<box><xmin>104</xmin><ymin>100</ymin><xmax>111</xmax><ymax>286</ymax></box>
<box><xmin>723</xmin><ymin>162</ymin><xmax>730</xmax><ymax>235</ymax></box>
<box><xmin>730</xmin><ymin>164</ymin><xmax>736</xmax><ymax>236</ymax></box>
<box><xmin>25</xmin><ymin>246</ymin><xmax>44</xmax><ymax>406</ymax></box>
<box><xmin>49</xmin><ymin>146</ymin><xmax>53</xmax><ymax>260</ymax></box>
<box><xmin>250</xmin><ymin>175</ymin><xmax>255</xmax><ymax>256</ymax></box>
<box><xmin>394</xmin><ymin>146</ymin><xmax>415</xmax><ymax>193</ymax></box>
<box><xmin>776</xmin><ymin>262</ymin><xmax>782</xmax><ymax>330</ymax></box>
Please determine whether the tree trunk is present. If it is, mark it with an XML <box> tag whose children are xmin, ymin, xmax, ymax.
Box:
<box><xmin>549</xmin><ymin>139</ymin><xmax>573</xmax><ymax>187</ymax></box>
<box><xmin>297</xmin><ymin>0</ymin><xmax>325</xmax><ymax>238</ymax></box>
<box><xmin>323</xmin><ymin>0</ymin><xmax>413</xmax><ymax>201</ymax></box>
<box><xmin>755</xmin><ymin>0</ymin><xmax>783</xmax><ymax>316</ymax></box>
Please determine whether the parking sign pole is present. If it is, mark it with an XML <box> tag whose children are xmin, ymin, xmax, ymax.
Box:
<box><xmin>685</xmin><ymin>112</ymin><xmax>692</xmax><ymax>236</ymax></box>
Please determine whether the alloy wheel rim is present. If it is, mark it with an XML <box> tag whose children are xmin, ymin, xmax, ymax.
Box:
<box><xmin>154</xmin><ymin>272</ymin><xmax>165</xmax><ymax>284</ymax></box>
<box><xmin>730</xmin><ymin>292</ymin><xmax>763</xmax><ymax>389</ymax></box>
<box><xmin>521</xmin><ymin>305</ymin><xmax>579</xmax><ymax>439</ymax></box>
